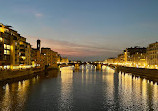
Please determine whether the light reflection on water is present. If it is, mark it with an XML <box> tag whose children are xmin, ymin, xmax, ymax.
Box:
<box><xmin>59</xmin><ymin>67</ymin><xmax>73</xmax><ymax>111</ymax></box>
<box><xmin>0</xmin><ymin>79</ymin><xmax>37</xmax><ymax>111</ymax></box>
<box><xmin>0</xmin><ymin>66</ymin><xmax>158</xmax><ymax>111</ymax></box>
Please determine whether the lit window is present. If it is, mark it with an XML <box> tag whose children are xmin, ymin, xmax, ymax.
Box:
<box><xmin>21</xmin><ymin>56</ymin><xmax>26</xmax><ymax>60</ymax></box>
<box><xmin>20</xmin><ymin>41</ymin><xmax>23</xmax><ymax>45</ymax></box>
<box><xmin>0</xmin><ymin>26</ymin><xmax>5</xmax><ymax>33</ymax></box>
<box><xmin>4</xmin><ymin>44</ymin><xmax>11</xmax><ymax>49</ymax></box>
<box><xmin>0</xmin><ymin>37</ymin><xmax>2</xmax><ymax>42</ymax></box>
<box><xmin>4</xmin><ymin>50</ymin><xmax>10</xmax><ymax>55</ymax></box>
<box><xmin>7</xmin><ymin>50</ymin><xmax>10</xmax><ymax>54</ymax></box>
<box><xmin>4</xmin><ymin>50</ymin><xmax>7</xmax><ymax>54</ymax></box>
<box><xmin>7</xmin><ymin>45</ymin><xmax>10</xmax><ymax>49</ymax></box>
<box><xmin>4</xmin><ymin>44</ymin><xmax>6</xmax><ymax>49</ymax></box>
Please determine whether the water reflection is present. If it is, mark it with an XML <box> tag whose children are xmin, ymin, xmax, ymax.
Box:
<box><xmin>114</xmin><ymin>72</ymin><xmax>158</xmax><ymax>110</ymax></box>
<box><xmin>0</xmin><ymin>79</ymin><xmax>32</xmax><ymax>111</ymax></box>
<box><xmin>0</xmin><ymin>70</ymin><xmax>58</xmax><ymax>111</ymax></box>
<box><xmin>0</xmin><ymin>66</ymin><xmax>158</xmax><ymax>111</ymax></box>
<box><xmin>59</xmin><ymin>67</ymin><xmax>73</xmax><ymax>111</ymax></box>
<box><xmin>101</xmin><ymin>66</ymin><xmax>158</xmax><ymax>110</ymax></box>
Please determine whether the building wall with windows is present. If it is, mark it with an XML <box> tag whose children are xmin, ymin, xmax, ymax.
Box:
<box><xmin>104</xmin><ymin>58</ymin><xmax>115</xmax><ymax>64</ymax></box>
<box><xmin>117</xmin><ymin>54</ymin><xmax>124</xmax><ymax>64</ymax></box>
<box><xmin>57</xmin><ymin>54</ymin><xmax>61</xmax><ymax>64</ymax></box>
<box><xmin>51</xmin><ymin>51</ymin><xmax>58</xmax><ymax>67</ymax></box>
<box><xmin>31</xmin><ymin>48</ymin><xmax>41</xmax><ymax>67</ymax></box>
<box><xmin>130</xmin><ymin>52</ymin><xmax>147</xmax><ymax>67</ymax></box>
<box><xmin>147</xmin><ymin>42</ymin><xmax>158</xmax><ymax>68</ymax></box>
<box><xmin>41</xmin><ymin>48</ymin><xmax>58</xmax><ymax>68</ymax></box>
<box><xmin>41</xmin><ymin>48</ymin><xmax>52</xmax><ymax>66</ymax></box>
<box><xmin>124</xmin><ymin>47</ymin><xmax>146</xmax><ymax>63</ymax></box>
<box><xmin>25</xmin><ymin>43</ymin><xmax>32</xmax><ymax>65</ymax></box>
<box><xmin>0</xmin><ymin>23</ymin><xmax>32</xmax><ymax>69</ymax></box>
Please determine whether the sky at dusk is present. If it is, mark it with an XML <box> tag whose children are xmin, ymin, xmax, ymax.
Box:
<box><xmin>0</xmin><ymin>0</ymin><xmax>158</xmax><ymax>61</ymax></box>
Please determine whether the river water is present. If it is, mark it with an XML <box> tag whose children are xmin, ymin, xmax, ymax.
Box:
<box><xmin>0</xmin><ymin>65</ymin><xmax>158</xmax><ymax>111</ymax></box>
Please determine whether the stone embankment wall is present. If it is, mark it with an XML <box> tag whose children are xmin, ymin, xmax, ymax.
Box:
<box><xmin>115</xmin><ymin>66</ymin><xmax>158</xmax><ymax>82</ymax></box>
<box><xmin>0</xmin><ymin>66</ymin><xmax>59</xmax><ymax>84</ymax></box>
<box><xmin>0</xmin><ymin>68</ymin><xmax>44</xmax><ymax>84</ymax></box>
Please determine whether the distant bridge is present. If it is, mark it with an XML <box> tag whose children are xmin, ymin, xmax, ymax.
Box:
<box><xmin>58</xmin><ymin>62</ymin><xmax>111</xmax><ymax>69</ymax></box>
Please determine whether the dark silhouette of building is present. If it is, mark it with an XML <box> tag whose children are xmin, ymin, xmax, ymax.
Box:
<box><xmin>124</xmin><ymin>46</ymin><xmax>147</xmax><ymax>56</ymax></box>
<box><xmin>37</xmin><ymin>39</ymin><xmax>41</xmax><ymax>50</ymax></box>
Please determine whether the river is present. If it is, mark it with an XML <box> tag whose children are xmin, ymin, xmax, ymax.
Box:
<box><xmin>0</xmin><ymin>65</ymin><xmax>158</xmax><ymax>111</ymax></box>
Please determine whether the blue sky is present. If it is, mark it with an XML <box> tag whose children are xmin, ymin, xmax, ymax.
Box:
<box><xmin>0</xmin><ymin>0</ymin><xmax>158</xmax><ymax>61</ymax></box>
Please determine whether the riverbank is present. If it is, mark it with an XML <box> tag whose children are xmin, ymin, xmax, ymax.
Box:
<box><xmin>0</xmin><ymin>67</ymin><xmax>59</xmax><ymax>84</ymax></box>
<box><xmin>108</xmin><ymin>65</ymin><xmax>158</xmax><ymax>82</ymax></box>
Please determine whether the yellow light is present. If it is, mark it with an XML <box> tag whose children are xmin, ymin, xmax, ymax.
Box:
<box><xmin>4</xmin><ymin>50</ymin><xmax>10</xmax><ymax>55</ymax></box>
<box><xmin>0</xmin><ymin>25</ymin><xmax>5</xmax><ymax>33</ymax></box>
<box><xmin>21</xmin><ymin>56</ymin><xmax>26</xmax><ymax>60</ymax></box>
<box><xmin>11</xmin><ymin>45</ymin><xmax>13</xmax><ymax>51</ymax></box>
<box><xmin>0</xmin><ymin>37</ymin><xmax>3</xmax><ymax>42</ymax></box>
<box><xmin>4</xmin><ymin>44</ymin><xmax>6</xmax><ymax>48</ymax></box>
<box><xmin>7</xmin><ymin>45</ymin><xmax>10</xmax><ymax>49</ymax></box>
<box><xmin>20</xmin><ymin>41</ymin><xmax>23</xmax><ymax>45</ymax></box>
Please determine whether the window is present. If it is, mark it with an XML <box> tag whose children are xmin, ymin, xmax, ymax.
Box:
<box><xmin>0</xmin><ymin>27</ymin><xmax>4</xmax><ymax>33</ymax></box>
<box><xmin>7</xmin><ymin>45</ymin><xmax>10</xmax><ymax>49</ymax></box>
<box><xmin>4</xmin><ymin>44</ymin><xmax>11</xmax><ymax>49</ymax></box>
<box><xmin>4</xmin><ymin>50</ymin><xmax>7</xmax><ymax>54</ymax></box>
<box><xmin>20</xmin><ymin>41</ymin><xmax>23</xmax><ymax>45</ymax></box>
<box><xmin>4</xmin><ymin>50</ymin><xmax>10</xmax><ymax>55</ymax></box>
<box><xmin>0</xmin><ymin>37</ymin><xmax>2</xmax><ymax>42</ymax></box>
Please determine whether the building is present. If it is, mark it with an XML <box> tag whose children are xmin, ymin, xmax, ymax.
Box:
<box><xmin>124</xmin><ymin>46</ymin><xmax>147</xmax><ymax>66</ymax></box>
<box><xmin>25</xmin><ymin>43</ymin><xmax>32</xmax><ymax>65</ymax></box>
<box><xmin>0</xmin><ymin>23</ymin><xmax>60</xmax><ymax>70</ymax></box>
<box><xmin>117</xmin><ymin>54</ymin><xmax>124</xmax><ymax>64</ymax></box>
<box><xmin>31</xmin><ymin>48</ymin><xmax>41</xmax><ymax>67</ymax></box>
<box><xmin>61</xmin><ymin>57</ymin><xmax>69</xmax><ymax>64</ymax></box>
<box><xmin>147</xmin><ymin>42</ymin><xmax>158</xmax><ymax>68</ymax></box>
<box><xmin>41</xmin><ymin>48</ymin><xmax>58</xmax><ymax>68</ymax></box>
<box><xmin>130</xmin><ymin>52</ymin><xmax>147</xmax><ymax>67</ymax></box>
<box><xmin>51</xmin><ymin>51</ymin><xmax>58</xmax><ymax>68</ymax></box>
<box><xmin>37</xmin><ymin>39</ymin><xmax>41</xmax><ymax>50</ymax></box>
<box><xmin>31</xmin><ymin>40</ymin><xmax>58</xmax><ymax>69</ymax></box>
<box><xmin>105</xmin><ymin>46</ymin><xmax>148</xmax><ymax>67</ymax></box>
<box><xmin>104</xmin><ymin>58</ymin><xmax>115</xmax><ymax>64</ymax></box>
<box><xmin>57</xmin><ymin>54</ymin><xmax>62</xmax><ymax>64</ymax></box>
<box><xmin>0</xmin><ymin>23</ymin><xmax>32</xmax><ymax>69</ymax></box>
<box><xmin>41</xmin><ymin>48</ymin><xmax>52</xmax><ymax>66</ymax></box>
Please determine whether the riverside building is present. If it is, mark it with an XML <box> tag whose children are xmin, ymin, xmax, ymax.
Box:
<box><xmin>147</xmin><ymin>42</ymin><xmax>158</xmax><ymax>68</ymax></box>
<box><xmin>41</xmin><ymin>48</ymin><xmax>58</xmax><ymax>68</ymax></box>
<box><xmin>0</xmin><ymin>23</ymin><xmax>32</xmax><ymax>70</ymax></box>
<box><xmin>130</xmin><ymin>52</ymin><xmax>147</xmax><ymax>68</ymax></box>
<box><xmin>0</xmin><ymin>23</ymin><xmax>60</xmax><ymax>70</ymax></box>
<box><xmin>124</xmin><ymin>46</ymin><xmax>147</xmax><ymax>66</ymax></box>
<box><xmin>56</xmin><ymin>54</ymin><xmax>62</xmax><ymax>64</ymax></box>
<box><xmin>31</xmin><ymin>40</ymin><xmax>58</xmax><ymax>69</ymax></box>
<box><xmin>105</xmin><ymin>46</ymin><xmax>148</xmax><ymax>68</ymax></box>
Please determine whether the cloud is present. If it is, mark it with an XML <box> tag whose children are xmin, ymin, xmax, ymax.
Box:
<box><xmin>26</xmin><ymin>36</ymin><xmax>121</xmax><ymax>59</ymax></box>
<box><xmin>11</xmin><ymin>7</ymin><xmax>44</xmax><ymax>18</ymax></box>
<box><xmin>35</xmin><ymin>13</ymin><xmax>43</xmax><ymax>18</ymax></box>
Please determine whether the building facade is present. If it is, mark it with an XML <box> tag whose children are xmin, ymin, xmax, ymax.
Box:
<box><xmin>130</xmin><ymin>52</ymin><xmax>147</xmax><ymax>67</ymax></box>
<box><xmin>0</xmin><ymin>23</ymin><xmax>32</xmax><ymax>69</ymax></box>
<box><xmin>117</xmin><ymin>54</ymin><xmax>124</xmax><ymax>64</ymax></box>
<box><xmin>41</xmin><ymin>48</ymin><xmax>58</xmax><ymax>68</ymax></box>
<box><xmin>147</xmin><ymin>42</ymin><xmax>158</xmax><ymax>68</ymax></box>
<box><xmin>124</xmin><ymin>46</ymin><xmax>147</xmax><ymax>66</ymax></box>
